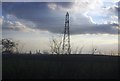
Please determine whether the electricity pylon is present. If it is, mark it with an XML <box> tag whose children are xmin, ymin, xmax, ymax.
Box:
<box><xmin>62</xmin><ymin>12</ymin><xmax>71</xmax><ymax>54</ymax></box>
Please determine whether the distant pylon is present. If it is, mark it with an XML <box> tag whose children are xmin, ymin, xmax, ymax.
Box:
<box><xmin>62</xmin><ymin>12</ymin><xmax>71</xmax><ymax>54</ymax></box>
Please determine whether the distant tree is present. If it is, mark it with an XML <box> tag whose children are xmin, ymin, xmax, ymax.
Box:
<box><xmin>90</xmin><ymin>45</ymin><xmax>98</xmax><ymax>55</ymax></box>
<box><xmin>49</xmin><ymin>35</ymin><xmax>85</xmax><ymax>54</ymax></box>
<box><xmin>70</xmin><ymin>45</ymin><xmax>84</xmax><ymax>54</ymax></box>
<box><xmin>1</xmin><ymin>38</ymin><xmax>18</xmax><ymax>53</ymax></box>
<box><xmin>110</xmin><ymin>49</ymin><xmax>117</xmax><ymax>56</ymax></box>
<box><xmin>49</xmin><ymin>36</ymin><xmax>62</xmax><ymax>54</ymax></box>
<box><xmin>16</xmin><ymin>41</ymin><xmax>25</xmax><ymax>54</ymax></box>
<box><xmin>36</xmin><ymin>50</ymin><xmax>41</xmax><ymax>54</ymax></box>
<box><xmin>29</xmin><ymin>51</ymin><xmax>32</xmax><ymax>55</ymax></box>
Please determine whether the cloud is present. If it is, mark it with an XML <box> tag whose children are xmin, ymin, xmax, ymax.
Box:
<box><xmin>2</xmin><ymin>14</ymin><xmax>36</xmax><ymax>32</ymax></box>
<box><xmin>48</xmin><ymin>2</ymin><xmax>73</xmax><ymax>11</ymax></box>
<box><xmin>69</xmin><ymin>23</ymin><xmax>118</xmax><ymax>34</ymax></box>
<box><xmin>2</xmin><ymin>2</ymin><xmax>119</xmax><ymax>35</ymax></box>
<box><xmin>47</xmin><ymin>1</ymin><xmax>119</xmax><ymax>34</ymax></box>
<box><xmin>106</xmin><ymin>5</ymin><xmax>118</xmax><ymax>15</ymax></box>
<box><xmin>47</xmin><ymin>0</ymin><xmax>103</xmax><ymax>13</ymax></box>
<box><xmin>47</xmin><ymin>0</ymin><xmax>118</xmax><ymax>23</ymax></box>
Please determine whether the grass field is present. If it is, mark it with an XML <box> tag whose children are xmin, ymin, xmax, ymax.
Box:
<box><xmin>2</xmin><ymin>53</ymin><xmax>120</xmax><ymax>79</ymax></box>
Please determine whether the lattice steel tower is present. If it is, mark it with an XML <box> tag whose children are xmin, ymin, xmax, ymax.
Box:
<box><xmin>62</xmin><ymin>12</ymin><xmax>71</xmax><ymax>54</ymax></box>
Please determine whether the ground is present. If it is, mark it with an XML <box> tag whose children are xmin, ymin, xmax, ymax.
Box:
<box><xmin>2</xmin><ymin>53</ymin><xmax>120</xmax><ymax>79</ymax></box>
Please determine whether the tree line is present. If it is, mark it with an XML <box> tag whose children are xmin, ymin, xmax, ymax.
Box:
<box><xmin>0</xmin><ymin>38</ymin><xmax>119</xmax><ymax>56</ymax></box>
